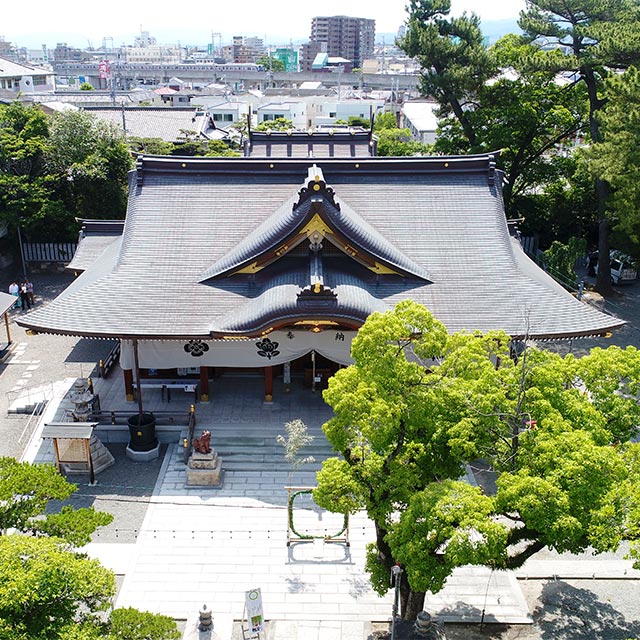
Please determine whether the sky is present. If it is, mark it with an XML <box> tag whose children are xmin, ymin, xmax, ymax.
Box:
<box><xmin>3</xmin><ymin>0</ymin><xmax>526</xmax><ymax>50</ymax></box>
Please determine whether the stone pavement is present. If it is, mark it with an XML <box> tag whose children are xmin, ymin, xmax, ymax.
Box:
<box><xmin>23</xmin><ymin>370</ymin><xmax>537</xmax><ymax>639</ymax></box>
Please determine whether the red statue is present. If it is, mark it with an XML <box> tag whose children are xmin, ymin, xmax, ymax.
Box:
<box><xmin>193</xmin><ymin>430</ymin><xmax>212</xmax><ymax>454</ymax></box>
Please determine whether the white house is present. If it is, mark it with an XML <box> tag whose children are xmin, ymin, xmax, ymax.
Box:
<box><xmin>256</xmin><ymin>101</ymin><xmax>308</xmax><ymax>129</ymax></box>
<box><xmin>399</xmin><ymin>101</ymin><xmax>439</xmax><ymax>145</ymax></box>
<box><xmin>313</xmin><ymin>99</ymin><xmax>384</xmax><ymax>127</ymax></box>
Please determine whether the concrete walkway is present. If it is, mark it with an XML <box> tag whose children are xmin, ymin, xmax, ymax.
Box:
<box><xmin>22</xmin><ymin>367</ymin><xmax>639</xmax><ymax>639</ymax></box>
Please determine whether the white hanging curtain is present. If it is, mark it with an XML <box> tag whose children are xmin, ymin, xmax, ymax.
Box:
<box><xmin>120</xmin><ymin>330</ymin><xmax>356</xmax><ymax>370</ymax></box>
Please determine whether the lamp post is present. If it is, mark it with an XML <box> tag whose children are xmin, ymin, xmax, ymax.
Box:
<box><xmin>391</xmin><ymin>563</ymin><xmax>402</xmax><ymax>640</ymax></box>
<box><xmin>16</xmin><ymin>223</ymin><xmax>27</xmax><ymax>279</ymax></box>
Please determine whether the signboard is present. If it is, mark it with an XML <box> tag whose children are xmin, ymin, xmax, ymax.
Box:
<box><xmin>245</xmin><ymin>588</ymin><xmax>264</xmax><ymax>635</ymax></box>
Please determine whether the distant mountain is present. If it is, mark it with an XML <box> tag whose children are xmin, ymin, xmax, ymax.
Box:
<box><xmin>376</xmin><ymin>18</ymin><xmax>520</xmax><ymax>48</ymax></box>
<box><xmin>482</xmin><ymin>18</ymin><xmax>522</xmax><ymax>44</ymax></box>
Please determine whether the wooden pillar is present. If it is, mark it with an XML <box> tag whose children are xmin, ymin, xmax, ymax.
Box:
<box><xmin>123</xmin><ymin>369</ymin><xmax>134</xmax><ymax>402</ymax></box>
<box><xmin>3</xmin><ymin>312</ymin><xmax>10</xmax><ymax>345</ymax></box>
<box><xmin>264</xmin><ymin>366</ymin><xmax>273</xmax><ymax>403</ymax></box>
<box><xmin>199</xmin><ymin>366</ymin><xmax>209</xmax><ymax>402</ymax></box>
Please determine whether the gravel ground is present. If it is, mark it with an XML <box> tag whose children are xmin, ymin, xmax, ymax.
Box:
<box><xmin>48</xmin><ymin>443</ymin><xmax>168</xmax><ymax>544</ymax></box>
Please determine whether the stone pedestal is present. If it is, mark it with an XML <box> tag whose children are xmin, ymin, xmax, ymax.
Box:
<box><xmin>186</xmin><ymin>450</ymin><xmax>223</xmax><ymax>487</ymax></box>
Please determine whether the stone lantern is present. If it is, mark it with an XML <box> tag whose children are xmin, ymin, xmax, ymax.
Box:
<box><xmin>70</xmin><ymin>379</ymin><xmax>94</xmax><ymax>422</ymax></box>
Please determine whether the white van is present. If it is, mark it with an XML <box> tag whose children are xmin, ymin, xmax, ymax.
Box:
<box><xmin>594</xmin><ymin>250</ymin><xmax>638</xmax><ymax>284</ymax></box>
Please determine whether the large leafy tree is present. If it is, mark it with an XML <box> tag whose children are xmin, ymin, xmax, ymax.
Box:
<box><xmin>399</xmin><ymin>3</ymin><xmax>588</xmax><ymax>214</ymax></box>
<box><xmin>0</xmin><ymin>459</ymin><xmax>181</xmax><ymax>639</ymax></box>
<box><xmin>47</xmin><ymin>109</ymin><xmax>133</xmax><ymax>221</ymax></box>
<box><xmin>373</xmin><ymin>113</ymin><xmax>431</xmax><ymax>156</ymax></box>
<box><xmin>314</xmin><ymin>301</ymin><xmax>640</xmax><ymax>620</ymax></box>
<box><xmin>518</xmin><ymin>0</ymin><xmax>640</xmax><ymax>292</ymax></box>
<box><xmin>584</xmin><ymin>65</ymin><xmax>640</xmax><ymax>246</ymax></box>
<box><xmin>0</xmin><ymin>534</ymin><xmax>115</xmax><ymax>640</ymax></box>
<box><xmin>399</xmin><ymin>0</ymin><xmax>496</xmax><ymax>148</ymax></box>
<box><xmin>0</xmin><ymin>457</ymin><xmax>112</xmax><ymax>545</ymax></box>
<box><xmin>435</xmin><ymin>34</ymin><xmax>587</xmax><ymax>211</ymax></box>
<box><xmin>0</xmin><ymin>102</ymin><xmax>57</xmax><ymax>237</ymax></box>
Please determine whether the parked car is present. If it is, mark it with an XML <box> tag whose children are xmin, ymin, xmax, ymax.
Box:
<box><xmin>591</xmin><ymin>250</ymin><xmax>639</xmax><ymax>284</ymax></box>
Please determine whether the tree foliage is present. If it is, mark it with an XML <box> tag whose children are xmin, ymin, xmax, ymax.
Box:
<box><xmin>0</xmin><ymin>457</ymin><xmax>112</xmax><ymax>546</ymax></box>
<box><xmin>0</xmin><ymin>102</ymin><xmax>55</xmax><ymax>237</ymax></box>
<box><xmin>0</xmin><ymin>102</ymin><xmax>133</xmax><ymax>242</ymax></box>
<box><xmin>0</xmin><ymin>534</ymin><xmax>115</xmax><ymax>640</ymax></box>
<box><xmin>255</xmin><ymin>117</ymin><xmax>294</xmax><ymax>132</ymax></box>
<box><xmin>373</xmin><ymin>109</ymin><xmax>431</xmax><ymax>156</ymax></box>
<box><xmin>398</xmin><ymin>0</ymin><xmax>496</xmax><ymax>147</ymax></box>
<box><xmin>256</xmin><ymin>55</ymin><xmax>286</xmax><ymax>72</ymax></box>
<box><xmin>47</xmin><ymin>109</ymin><xmax>132</xmax><ymax>220</ymax></box>
<box><xmin>314</xmin><ymin>301</ymin><xmax>640</xmax><ymax>619</ymax></box>
<box><xmin>0</xmin><ymin>460</ymin><xmax>181</xmax><ymax>640</ymax></box>
<box><xmin>105</xmin><ymin>608</ymin><xmax>181</xmax><ymax>640</ymax></box>
<box><xmin>518</xmin><ymin>0</ymin><xmax>640</xmax><ymax>291</ymax></box>
<box><xmin>584</xmin><ymin>65</ymin><xmax>640</xmax><ymax>245</ymax></box>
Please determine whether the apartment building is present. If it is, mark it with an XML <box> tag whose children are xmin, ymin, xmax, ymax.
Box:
<box><xmin>310</xmin><ymin>15</ymin><xmax>375</xmax><ymax>69</ymax></box>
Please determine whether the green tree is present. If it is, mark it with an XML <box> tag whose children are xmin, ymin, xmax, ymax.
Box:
<box><xmin>436</xmin><ymin>35</ymin><xmax>586</xmax><ymax>210</ymax></box>
<box><xmin>256</xmin><ymin>55</ymin><xmax>285</xmax><ymax>72</ymax></box>
<box><xmin>375</xmin><ymin>128</ymin><xmax>430</xmax><ymax>156</ymax></box>
<box><xmin>398</xmin><ymin>0</ymin><xmax>496</xmax><ymax>148</ymax></box>
<box><xmin>47</xmin><ymin>110</ymin><xmax>133</xmax><ymax>221</ymax></box>
<box><xmin>105</xmin><ymin>608</ymin><xmax>181</xmax><ymax>640</ymax></box>
<box><xmin>543</xmin><ymin>236</ymin><xmax>587</xmax><ymax>289</ymax></box>
<box><xmin>0</xmin><ymin>457</ymin><xmax>112</xmax><ymax>546</ymax></box>
<box><xmin>0</xmin><ymin>102</ymin><xmax>58</xmax><ymax>240</ymax></box>
<box><xmin>372</xmin><ymin>110</ymin><xmax>430</xmax><ymax>156</ymax></box>
<box><xmin>255</xmin><ymin>117</ymin><xmax>294</xmax><ymax>132</ymax></box>
<box><xmin>347</xmin><ymin>116</ymin><xmax>371</xmax><ymax>128</ymax></box>
<box><xmin>79</xmin><ymin>82</ymin><xmax>95</xmax><ymax>91</ymax></box>
<box><xmin>584</xmin><ymin>66</ymin><xmax>640</xmax><ymax>246</ymax></box>
<box><xmin>0</xmin><ymin>460</ymin><xmax>181</xmax><ymax>640</ymax></box>
<box><xmin>0</xmin><ymin>534</ymin><xmax>115</xmax><ymax>639</ymax></box>
<box><xmin>127</xmin><ymin>137</ymin><xmax>175</xmax><ymax>156</ymax></box>
<box><xmin>314</xmin><ymin>301</ymin><xmax>640</xmax><ymax>620</ymax></box>
<box><xmin>518</xmin><ymin>0</ymin><xmax>640</xmax><ymax>293</ymax></box>
<box><xmin>205</xmin><ymin>139</ymin><xmax>241</xmax><ymax>157</ymax></box>
<box><xmin>399</xmin><ymin>3</ymin><xmax>587</xmax><ymax>213</ymax></box>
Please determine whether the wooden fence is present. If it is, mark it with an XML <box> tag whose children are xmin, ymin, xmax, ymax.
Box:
<box><xmin>23</xmin><ymin>242</ymin><xmax>77</xmax><ymax>264</ymax></box>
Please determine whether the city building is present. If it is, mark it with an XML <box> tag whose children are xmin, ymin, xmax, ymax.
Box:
<box><xmin>221</xmin><ymin>36</ymin><xmax>265</xmax><ymax>64</ymax></box>
<box><xmin>310</xmin><ymin>15</ymin><xmax>375</xmax><ymax>68</ymax></box>
<box><xmin>400</xmin><ymin>101</ymin><xmax>439</xmax><ymax>145</ymax></box>
<box><xmin>256</xmin><ymin>101</ymin><xmax>308</xmax><ymax>129</ymax></box>
<box><xmin>0</xmin><ymin>56</ymin><xmax>55</xmax><ymax>94</ymax></box>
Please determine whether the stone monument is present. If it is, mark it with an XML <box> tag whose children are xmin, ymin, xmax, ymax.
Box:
<box><xmin>186</xmin><ymin>430</ymin><xmax>223</xmax><ymax>487</ymax></box>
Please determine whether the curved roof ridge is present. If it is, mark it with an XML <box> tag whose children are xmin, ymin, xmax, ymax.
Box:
<box><xmin>199</xmin><ymin>163</ymin><xmax>431</xmax><ymax>282</ymax></box>
<box><xmin>213</xmin><ymin>268</ymin><xmax>389</xmax><ymax>333</ymax></box>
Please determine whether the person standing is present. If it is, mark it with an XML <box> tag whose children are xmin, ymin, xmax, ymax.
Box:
<box><xmin>19</xmin><ymin>281</ymin><xmax>30</xmax><ymax>310</ymax></box>
<box><xmin>25</xmin><ymin>278</ymin><xmax>34</xmax><ymax>307</ymax></box>
<box><xmin>8</xmin><ymin>281</ymin><xmax>20</xmax><ymax>308</ymax></box>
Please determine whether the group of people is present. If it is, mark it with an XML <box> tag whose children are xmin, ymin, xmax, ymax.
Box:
<box><xmin>8</xmin><ymin>279</ymin><xmax>34</xmax><ymax>310</ymax></box>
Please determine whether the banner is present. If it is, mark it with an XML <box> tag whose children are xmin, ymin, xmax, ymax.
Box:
<box><xmin>120</xmin><ymin>330</ymin><xmax>356</xmax><ymax>370</ymax></box>
<box><xmin>245</xmin><ymin>588</ymin><xmax>264</xmax><ymax>635</ymax></box>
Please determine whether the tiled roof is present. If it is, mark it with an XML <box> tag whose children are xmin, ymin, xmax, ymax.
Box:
<box><xmin>66</xmin><ymin>219</ymin><xmax>125</xmax><ymax>273</ymax></box>
<box><xmin>18</xmin><ymin>154</ymin><xmax>624</xmax><ymax>340</ymax></box>
<box><xmin>199</xmin><ymin>164</ymin><xmax>429</xmax><ymax>281</ymax></box>
<box><xmin>86</xmin><ymin>107</ymin><xmax>213</xmax><ymax>142</ymax></box>
<box><xmin>246</xmin><ymin>130</ymin><xmax>374</xmax><ymax>158</ymax></box>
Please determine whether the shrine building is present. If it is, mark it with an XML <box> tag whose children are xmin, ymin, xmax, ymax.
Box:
<box><xmin>18</xmin><ymin>145</ymin><xmax>623</xmax><ymax>402</ymax></box>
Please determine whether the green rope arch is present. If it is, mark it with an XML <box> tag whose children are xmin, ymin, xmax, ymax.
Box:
<box><xmin>288</xmin><ymin>489</ymin><xmax>349</xmax><ymax>541</ymax></box>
